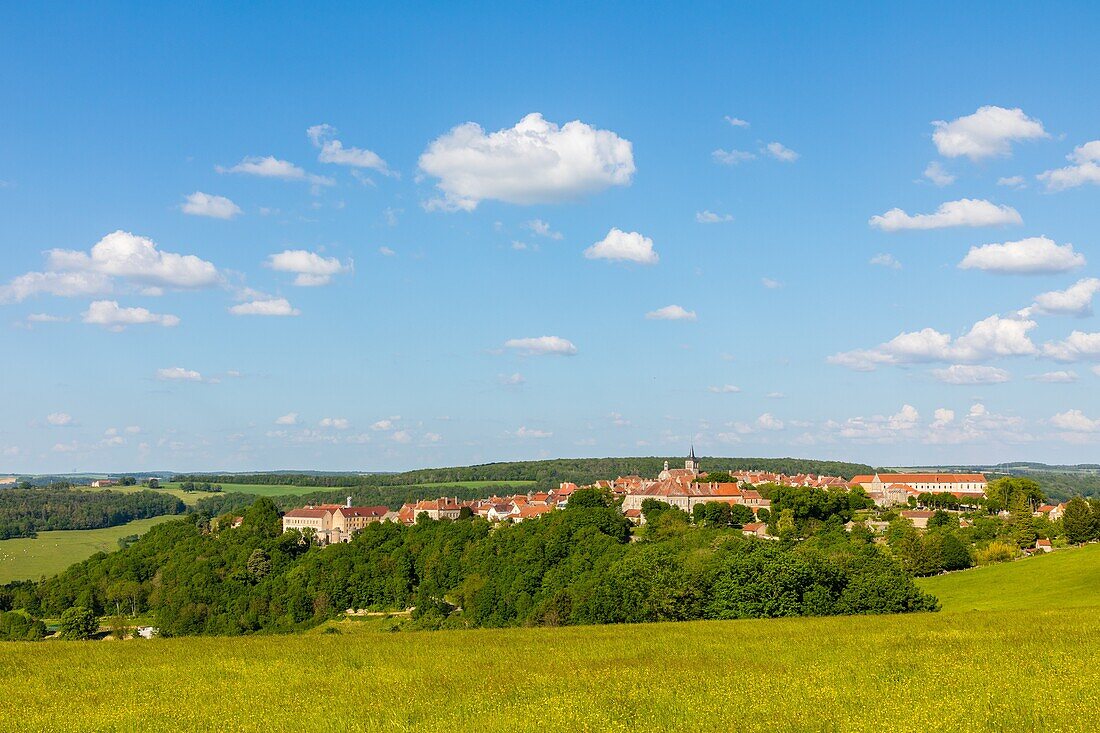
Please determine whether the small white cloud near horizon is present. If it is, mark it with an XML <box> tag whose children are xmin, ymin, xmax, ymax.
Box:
<box><xmin>83</xmin><ymin>300</ymin><xmax>179</xmax><ymax>330</ymax></box>
<box><xmin>1050</xmin><ymin>409</ymin><xmax>1100</xmax><ymax>432</ymax></box>
<box><xmin>696</xmin><ymin>210</ymin><xmax>734</xmax><ymax>224</ymax></box>
<box><xmin>320</xmin><ymin>417</ymin><xmax>351</xmax><ymax>430</ymax></box>
<box><xmin>724</xmin><ymin>116</ymin><xmax>750</xmax><ymax>127</ymax></box>
<box><xmin>378</xmin><ymin>246</ymin><xmax>396</xmax><ymax>257</ymax></box>
<box><xmin>27</xmin><ymin>313</ymin><xmax>69</xmax><ymax>323</ymax></box>
<box><xmin>515</xmin><ymin>426</ymin><xmax>552</xmax><ymax>439</ymax></box>
<box><xmin>923</xmin><ymin>161</ymin><xmax>955</xmax><ymax>186</ymax></box>
<box><xmin>870</xmin><ymin>253</ymin><xmax>902</xmax><ymax>270</ymax></box>
<box><xmin>646</xmin><ymin>305</ymin><xmax>697</xmax><ymax>321</ymax></box>
<box><xmin>959</xmin><ymin>236</ymin><xmax>1085</xmax><ymax>275</ymax></box>
<box><xmin>764</xmin><ymin>142</ymin><xmax>799</xmax><ymax>162</ymax></box>
<box><xmin>181</xmin><ymin>192</ymin><xmax>242</xmax><ymax>220</ymax></box>
<box><xmin>229</xmin><ymin>298</ymin><xmax>300</xmax><ymax>317</ymax></box>
<box><xmin>307</xmin><ymin>124</ymin><xmax>393</xmax><ymax>176</ymax></box>
<box><xmin>504</xmin><ymin>336</ymin><xmax>577</xmax><ymax>356</ymax></box>
<box><xmin>266</xmin><ymin>250</ymin><xmax>351</xmax><ymax>286</ymax></box>
<box><xmin>525</xmin><ymin>219</ymin><xmax>563</xmax><ymax>239</ymax></box>
<box><xmin>498</xmin><ymin>372</ymin><xmax>525</xmax><ymax>386</ymax></box>
<box><xmin>932</xmin><ymin>106</ymin><xmax>1048</xmax><ymax>160</ymax></box>
<box><xmin>997</xmin><ymin>175</ymin><xmax>1027</xmax><ymax>189</ymax></box>
<box><xmin>756</xmin><ymin>413</ymin><xmax>784</xmax><ymax>430</ymax></box>
<box><xmin>216</xmin><ymin>156</ymin><xmax>333</xmax><ymax>186</ymax></box>
<box><xmin>761</xmin><ymin>277</ymin><xmax>782</xmax><ymax>289</ymax></box>
<box><xmin>275</xmin><ymin>412</ymin><xmax>299</xmax><ymax>425</ymax></box>
<box><xmin>584</xmin><ymin>228</ymin><xmax>658</xmax><ymax>264</ymax></box>
<box><xmin>712</xmin><ymin>148</ymin><xmax>756</xmax><ymax>165</ymax></box>
<box><xmin>418</xmin><ymin>113</ymin><xmax>634</xmax><ymax>211</ymax></box>
<box><xmin>1029</xmin><ymin>371</ymin><xmax>1078</xmax><ymax>383</ymax></box>
<box><xmin>46</xmin><ymin>412</ymin><xmax>73</xmax><ymax>426</ymax></box>
<box><xmin>869</xmin><ymin>199</ymin><xmax>1021</xmax><ymax>232</ymax></box>
<box><xmin>932</xmin><ymin>364</ymin><xmax>1011</xmax><ymax>385</ymax></box>
<box><xmin>708</xmin><ymin>384</ymin><xmax>741</xmax><ymax>393</ymax></box>
<box><xmin>156</xmin><ymin>367</ymin><xmax>203</xmax><ymax>382</ymax></box>
<box><xmin>1037</xmin><ymin>140</ymin><xmax>1100</xmax><ymax>191</ymax></box>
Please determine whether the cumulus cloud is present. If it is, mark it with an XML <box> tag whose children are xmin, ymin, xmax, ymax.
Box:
<box><xmin>923</xmin><ymin>161</ymin><xmax>955</xmax><ymax>186</ymax></box>
<box><xmin>515</xmin><ymin>426</ymin><xmax>552</xmax><ymax>439</ymax></box>
<box><xmin>869</xmin><ymin>199</ymin><xmax>1021</xmax><ymax>231</ymax></box>
<box><xmin>1029</xmin><ymin>371</ymin><xmax>1078</xmax><ymax>383</ymax></box>
<box><xmin>724</xmin><ymin>116</ymin><xmax>750</xmax><ymax>127</ymax></box>
<box><xmin>931</xmin><ymin>364</ymin><xmax>1010</xmax><ymax>385</ymax></box>
<box><xmin>0</xmin><ymin>271</ymin><xmax>112</xmax><ymax>304</ymax></box>
<box><xmin>525</xmin><ymin>219</ymin><xmax>563</xmax><ymax>239</ymax></box>
<box><xmin>646</xmin><ymin>305</ymin><xmax>697</xmax><ymax>321</ymax></box>
<box><xmin>1037</xmin><ymin>141</ymin><xmax>1100</xmax><ymax>191</ymax></box>
<box><xmin>320</xmin><ymin>417</ymin><xmax>350</xmax><ymax>430</ymax></box>
<box><xmin>216</xmin><ymin>156</ymin><xmax>333</xmax><ymax>186</ymax></box>
<box><xmin>503</xmin><ymin>336</ymin><xmax>577</xmax><ymax>356</ymax></box>
<box><xmin>708</xmin><ymin>384</ymin><xmax>741</xmax><ymax>394</ymax></box>
<box><xmin>829</xmin><ymin>314</ymin><xmax>1037</xmax><ymax>371</ymax></box>
<box><xmin>83</xmin><ymin>300</ymin><xmax>179</xmax><ymax>329</ymax></box>
<box><xmin>756</xmin><ymin>413</ymin><xmax>785</xmax><ymax>430</ymax></box>
<box><xmin>583</xmin><ymin>228</ymin><xmax>658</xmax><ymax>264</ymax></box>
<box><xmin>27</xmin><ymin>313</ymin><xmax>69</xmax><ymax>323</ymax></box>
<box><xmin>228</xmin><ymin>298</ymin><xmax>300</xmax><ymax>317</ymax></box>
<box><xmin>48</xmin><ymin>230</ymin><xmax>221</xmax><ymax>289</ymax></box>
<box><xmin>1042</xmin><ymin>331</ymin><xmax>1100</xmax><ymax>362</ymax></box>
<box><xmin>1027</xmin><ymin>278</ymin><xmax>1100</xmax><ymax>317</ymax></box>
<box><xmin>712</xmin><ymin>149</ymin><xmax>756</xmax><ymax>165</ymax></box>
<box><xmin>46</xmin><ymin>412</ymin><xmax>73</xmax><ymax>426</ymax></box>
<box><xmin>696</xmin><ymin>210</ymin><xmax>734</xmax><ymax>223</ymax></box>
<box><xmin>371</xmin><ymin>419</ymin><xmax>396</xmax><ymax>431</ymax></box>
<box><xmin>266</xmin><ymin>250</ymin><xmax>351</xmax><ymax>286</ymax></box>
<box><xmin>931</xmin><ymin>106</ymin><xmax>1047</xmax><ymax>160</ymax></box>
<box><xmin>181</xmin><ymin>192</ymin><xmax>242</xmax><ymax>219</ymax></box>
<box><xmin>764</xmin><ymin>142</ymin><xmax>799</xmax><ymax>162</ymax></box>
<box><xmin>1050</xmin><ymin>409</ymin><xmax>1100</xmax><ymax>432</ymax></box>
<box><xmin>761</xmin><ymin>278</ymin><xmax>782</xmax><ymax>289</ymax></box>
<box><xmin>418</xmin><ymin>113</ymin><xmax>634</xmax><ymax>211</ymax></box>
<box><xmin>997</xmin><ymin>175</ymin><xmax>1026</xmax><ymax>189</ymax></box>
<box><xmin>156</xmin><ymin>367</ymin><xmax>203</xmax><ymax>382</ymax></box>
<box><xmin>275</xmin><ymin>412</ymin><xmax>299</xmax><ymax>425</ymax></box>
<box><xmin>869</xmin><ymin>253</ymin><xmax>901</xmax><ymax>270</ymax></box>
<box><xmin>958</xmin><ymin>236</ymin><xmax>1085</xmax><ymax>275</ymax></box>
<box><xmin>307</xmin><ymin>124</ymin><xmax>393</xmax><ymax>175</ymax></box>
<box><xmin>378</xmin><ymin>246</ymin><xmax>396</xmax><ymax>257</ymax></box>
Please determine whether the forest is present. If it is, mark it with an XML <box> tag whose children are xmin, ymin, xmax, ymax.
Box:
<box><xmin>0</xmin><ymin>491</ymin><xmax>936</xmax><ymax>637</ymax></box>
<box><xmin>0</xmin><ymin>487</ymin><xmax>185</xmax><ymax>540</ymax></box>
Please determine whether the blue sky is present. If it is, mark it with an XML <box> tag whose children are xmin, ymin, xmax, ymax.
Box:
<box><xmin>3</xmin><ymin>2</ymin><xmax>1100</xmax><ymax>473</ymax></box>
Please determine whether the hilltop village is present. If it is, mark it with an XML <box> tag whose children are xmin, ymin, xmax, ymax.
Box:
<box><xmin>281</xmin><ymin>451</ymin><xmax>1061</xmax><ymax>546</ymax></box>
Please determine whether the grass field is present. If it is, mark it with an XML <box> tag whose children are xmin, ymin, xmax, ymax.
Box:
<box><xmin>917</xmin><ymin>542</ymin><xmax>1100</xmax><ymax>611</ymax></box>
<box><xmin>81</xmin><ymin>483</ymin><xmax>218</xmax><ymax>506</ymax></box>
<box><xmin>0</xmin><ymin>516</ymin><xmax>177</xmax><ymax>584</ymax></box>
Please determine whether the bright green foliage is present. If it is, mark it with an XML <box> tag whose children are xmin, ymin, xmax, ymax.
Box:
<box><xmin>59</xmin><ymin>606</ymin><xmax>98</xmax><ymax>640</ymax></box>
<box><xmin>1062</xmin><ymin>498</ymin><xmax>1098</xmax><ymax>544</ymax></box>
<box><xmin>0</xmin><ymin>609</ymin><xmax>45</xmax><ymax>640</ymax></box>
<box><xmin>0</xmin><ymin>488</ymin><xmax>184</xmax><ymax>540</ymax></box>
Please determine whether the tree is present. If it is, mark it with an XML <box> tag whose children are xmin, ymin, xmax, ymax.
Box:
<box><xmin>59</xmin><ymin>606</ymin><xmax>98</xmax><ymax>640</ymax></box>
<box><xmin>927</xmin><ymin>510</ymin><xmax>954</xmax><ymax>530</ymax></box>
<box><xmin>243</xmin><ymin>497</ymin><xmax>282</xmax><ymax>537</ymax></box>
<box><xmin>567</xmin><ymin>487</ymin><xmax>610</xmax><ymax>509</ymax></box>
<box><xmin>247</xmin><ymin>549</ymin><xmax>272</xmax><ymax>580</ymax></box>
<box><xmin>1062</xmin><ymin>498</ymin><xmax>1096</xmax><ymax>544</ymax></box>
<box><xmin>458</xmin><ymin>506</ymin><xmax>473</xmax><ymax>520</ymax></box>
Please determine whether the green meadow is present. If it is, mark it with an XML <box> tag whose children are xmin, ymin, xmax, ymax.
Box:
<box><xmin>1</xmin><ymin>545</ymin><xmax>1098</xmax><ymax>731</ymax></box>
<box><xmin>0</xmin><ymin>516</ymin><xmax>175</xmax><ymax>584</ymax></box>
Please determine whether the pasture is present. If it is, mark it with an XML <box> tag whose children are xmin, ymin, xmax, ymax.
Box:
<box><xmin>0</xmin><ymin>516</ymin><xmax>176</xmax><ymax>584</ymax></box>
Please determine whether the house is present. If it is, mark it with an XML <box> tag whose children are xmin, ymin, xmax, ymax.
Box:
<box><xmin>1048</xmin><ymin>503</ymin><xmax>1067</xmax><ymax>521</ymax></box>
<box><xmin>850</xmin><ymin>472</ymin><xmax>987</xmax><ymax>497</ymax></box>
<box><xmin>741</xmin><ymin>522</ymin><xmax>769</xmax><ymax>538</ymax></box>
<box><xmin>282</xmin><ymin>507</ymin><xmax>335</xmax><ymax>542</ymax></box>
<box><xmin>514</xmin><ymin>505</ymin><xmax>553</xmax><ymax>522</ymax></box>
<box><xmin>1035</xmin><ymin>538</ymin><xmax>1053</xmax><ymax>553</ymax></box>
<box><xmin>900</xmin><ymin>510</ymin><xmax>935</xmax><ymax>529</ymax></box>
<box><xmin>91</xmin><ymin>479</ymin><xmax>115</xmax><ymax>488</ymax></box>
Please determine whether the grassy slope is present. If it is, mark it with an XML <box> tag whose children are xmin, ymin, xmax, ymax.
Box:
<box><xmin>0</xmin><ymin>609</ymin><xmax>1094</xmax><ymax>732</ymax></box>
<box><xmin>0</xmin><ymin>516</ymin><xmax>176</xmax><ymax>584</ymax></box>
<box><xmin>917</xmin><ymin>542</ymin><xmax>1100</xmax><ymax>611</ymax></box>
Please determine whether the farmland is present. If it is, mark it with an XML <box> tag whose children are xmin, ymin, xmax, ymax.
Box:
<box><xmin>0</xmin><ymin>516</ymin><xmax>176</xmax><ymax>584</ymax></box>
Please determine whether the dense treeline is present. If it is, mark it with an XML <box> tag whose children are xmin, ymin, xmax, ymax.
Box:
<box><xmin>3</xmin><ymin>494</ymin><xmax>935</xmax><ymax>636</ymax></box>
<box><xmin>173</xmin><ymin>456</ymin><xmax>877</xmax><ymax>493</ymax></box>
<box><xmin>0</xmin><ymin>489</ymin><xmax>185</xmax><ymax>540</ymax></box>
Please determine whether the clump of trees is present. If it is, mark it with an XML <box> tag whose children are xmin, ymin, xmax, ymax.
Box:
<box><xmin>0</xmin><ymin>488</ymin><xmax>185</xmax><ymax>540</ymax></box>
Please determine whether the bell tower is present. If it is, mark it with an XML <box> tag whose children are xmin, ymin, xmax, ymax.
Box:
<box><xmin>685</xmin><ymin>445</ymin><xmax>699</xmax><ymax>475</ymax></box>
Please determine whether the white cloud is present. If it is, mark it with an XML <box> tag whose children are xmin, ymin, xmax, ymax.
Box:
<box><xmin>27</xmin><ymin>313</ymin><xmax>69</xmax><ymax>323</ymax></box>
<box><xmin>923</xmin><ymin>161</ymin><xmax>955</xmax><ymax>186</ymax></box>
<box><xmin>378</xmin><ymin>246</ymin><xmax>396</xmax><ymax>257</ymax></box>
<box><xmin>423</xmin><ymin>432</ymin><xmax>442</xmax><ymax>443</ymax></box>
<box><xmin>266</xmin><ymin>250</ymin><xmax>350</xmax><ymax>286</ymax></box>
<box><xmin>1029</xmin><ymin>371</ymin><xmax>1078</xmax><ymax>383</ymax></box>
<box><xmin>371</xmin><ymin>419</ymin><xmax>395</xmax><ymax>431</ymax></box>
<box><xmin>724</xmin><ymin>116</ymin><xmax>750</xmax><ymax>128</ymax></box>
<box><xmin>418</xmin><ymin>113</ymin><xmax>634</xmax><ymax>211</ymax></box>
<box><xmin>932</xmin><ymin>364</ymin><xmax>1010</xmax><ymax>385</ymax></box>
<box><xmin>391</xmin><ymin>430</ymin><xmax>412</xmax><ymax>444</ymax></box>
<box><xmin>125</xmin><ymin>425</ymin><xmax>141</xmax><ymax>434</ymax></box>
<box><xmin>764</xmin><ymin>142</ymin><xmax>799</xmax><ymax>162</ymax></box>
<box><xmin>510</xmin><ymin>241</ymin><xmax>534</xmax><ymax>251</ymax></box>
<box><xmin>959</xmin><ymin>236</ymin><xmax>1085</xmax><ymax>275</ymax></box>
<box><xmin>761</xmin><ymin>278</ymin><xmax>781</xmax><ymax>289</ymax></box>
<box><xmin>932</xmin><ymin>408</ymin><xmax>955</xmax><ymax>427</ymax></box>
<box><xmin>228</xmin><ymin>298</ymin><xmax>300</xmax><ymax>317</ymax></box>
<box><xmin>869</xmin><ymin>253</ymin><xmax>901</xmax><ymax>270</ymax></box>
<box><xmin>931</xmin><ymin>106</ymin><xmax>1047</xmax><ymax>160</ymax></box>
<box><xmin>646</xmin><ymin>305</ymin><xmax>697</xmax><ymax>321</ymax></box>
<box><xmin>525</xmin><ymin>219</ymin><xmax>563</xmax><ymax>239</ymax></box>
<box><xmin>610</xmin><ymin>412</ymin><xmax>631</xmax><ymax>427</ymax></box>
<box><xmin>0</xmin><ymin>271</ymin><xmax>112</xmax><ymax>304</ymax></box>
<box><xmin>869</xmin><ymin>199</ymin><xmax>1021</xmax><ymax>231</ymax></box>
<box><xmin>83</xmin><ymin>300</ymin><xmax>179</xmax><ymax>329</ymax></box>
<box><xmin>1037</xmin><ymin>141</ymin><xmax>1100</xmax><ymax>191</ymax></box>
<box><xmin>696</xmin><ymin>210</ymin><xmax>733</xmax><ymax>223</ymax></box>
<box><xmin>584</xmin><ymin>228</ymin><xmax>658</xmax><ymax>264</ymax></box>
<box><xmin>712</xmin><ymin>149</ymin><xmax>756</xmax><ymax>165</ymax></box>
<box><xmin>1050</xmin><ymin>409</ymin><xmax>1100</xmax><ymax>432</ymax></box>
<box><xmin>708</xmin><ymin>384</ymin><xmax>741</xmax><ymax>394</ymax></box>
<box><xmin>46</xmin><ymin>412</ymin><xmax>73</xmax><ymax>426</ymax></box>
<box><xmin>216</xmin><ymin>156</ymin><xmax>333</xmax><ymax>186</ymax></box>
<box><xmin>181</xmin><ymin>192</ymin><xmax>242</xmax><ymax>220</ymax></box>
<box><xmin>766</xmin><ymin>392</ymin><xmax>785</xmax><ymax>399</ymax></box>
<box><xmin>156</xmin><ymin>367</ymin><xmax>203</xmax><ymax>382</ymax></box>
<box><xmin>1043</xmin><ymin>331</ymin><xmax>1100</xmax><ymax>362</ymax></box>
<box><xmin>1028</xmin><ymin>278</ymin><xmax>1100</xmax><ymax>317</ymax></box>
<box><xmin>275</xmin><ymin>412</ymin><xmax>299</xmax><ymax>425</ymax></box>
<box><xmin>756</xmin><ymin>413</ymin><xmax>785</xmax><ymax>431</ymax></box>
<box><xmin>997</xmin><ymin>175</ymin><xmax>1026</xmax><ymax>189</ymax></box>
<box><xmin>307</xmin><ymin>124</ymin><xmax>393</xmax><ymax>175</ymax></box>
<box><xmin>515</xmin><ymin>426</ymin><xmax>552</xmax><ymax>439</ymax></box>
<box><xmin>503</xmin><ymin>336</ymin><xmax>577</xmax><ymax>356</ymax></box>
<box><xmin>320</xmin><ymin>417</ymin><xmax>350</xmax><ymax>430</ymax></box>
<box><xmin>52</xmin><ymin>441</ymin><xmax>79</xmax><ymax>453</ymax></box>
<box><xmin>47</xmin><ymin>230</ymin><xmax>221</xmax><ymax>289</ymax></box>
<box><xmin>498</xmin><ymin>373</ymin><xmax>525</xmax><ymax>386</ymax></box>
<box><xmin>829</xmin><ymin>314</ymin><xmax>1037</xmax><ymax>370</ymax></box>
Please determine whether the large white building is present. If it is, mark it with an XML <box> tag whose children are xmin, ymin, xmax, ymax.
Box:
<box><xmin>850</xmin><ymin>472</ymin><xmax>987</xmax><ymax>496</ymax></box>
